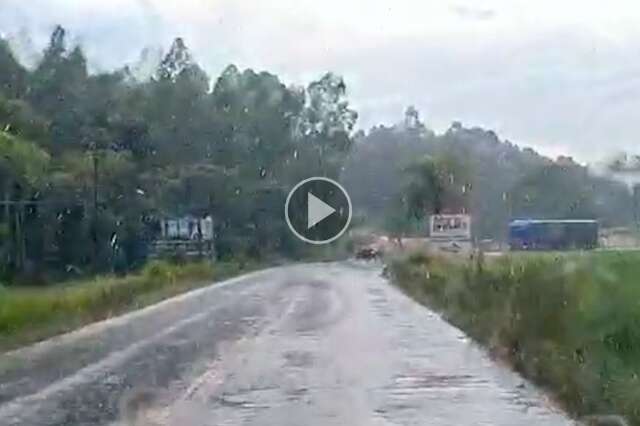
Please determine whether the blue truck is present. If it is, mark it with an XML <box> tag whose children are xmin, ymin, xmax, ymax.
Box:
<box><xmin>508</xmin><ymin>219</ymin><xmax>599</xmax><ymax>251</ymax></box>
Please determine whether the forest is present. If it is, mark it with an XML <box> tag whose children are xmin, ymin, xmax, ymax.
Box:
<box><xmin>0</xmin><ymin>26</ymin><xmax>358</xmax><ymax>282</ymax></box>
<box><xmin>0</xmin><ymin>26</ymin><xmax>635</xmax><ymax>284</ymax></box>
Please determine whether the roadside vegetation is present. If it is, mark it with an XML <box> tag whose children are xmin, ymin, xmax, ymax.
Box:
<box><xmin>0</xmin><ymin>259</ymin><xmax>263</xmax><ymax>352</ymax></box>
<box><xmin>390</xmin><ymin>250</ymin><xmax>640</xmax><ymax>425</ymax></box>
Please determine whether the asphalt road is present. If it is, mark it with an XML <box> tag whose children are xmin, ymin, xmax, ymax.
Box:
<box><xmin>0</xmin><ymin>262</ymin><xmax>576</xmax><ymax>426</ymax></box>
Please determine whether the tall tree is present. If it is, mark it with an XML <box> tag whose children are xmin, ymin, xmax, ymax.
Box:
<box><xmin>403</xmin><ymin>156</ymin><xmax>445</xmax><ymax>219</ymax></box>
<box><xmin>142</xmin><ymin>37</ymin><xmax>211</xmax><ymax>165</ymax></box>
<box><xmin>29</xmin><ymin>26</ymin><xmax>89</xmax><ymax>151</ymax></box>
<box><xmin>156</xmin><ymin>38</ymin><xmax>193</xmax><ymax>81</ymax></box>
<box><xmin>297</xmin><ymin>72</ymin><xmax>358</xmax><ymax>177</ymax></box>
<box><xmin>0</xmin><ymin>131</ymin><xmax>50</xmax><ymax>274</ymax></box>
<box><xmin>0</xmin><ymin>38</ymin><xmax>27</xmax><ymax>99</ymax></box>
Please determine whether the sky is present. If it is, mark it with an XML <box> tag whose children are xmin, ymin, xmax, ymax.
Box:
<box><xmin>2</xmin><ymin>0</ymin><xmax>640</xmax><ymax>163</ymax></box>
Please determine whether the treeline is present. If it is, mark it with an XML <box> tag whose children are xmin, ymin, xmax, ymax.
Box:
<box><xmin>2</xmin><ymin>25</ymin><xmax>634</xmax><ymax>283</ymax></box>
<box><xmin>0</xmin><ymin>26</ymin><xmax>357</xmax><ymax>282</ymax></box>
<box><xmin>343</xmin><ymin>108</ymin><xmax>634</xmax><ymax>239</ymax></box>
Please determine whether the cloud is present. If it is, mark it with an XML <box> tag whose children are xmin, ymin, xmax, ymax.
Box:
<box><xmin>2</xmin><ymin>0</ymin><xmax>640</xmax><ymax>162</ymax></box>
<box><xmin>450</xmin><ymin>4</ymin><xmax>496</xmax><ymax>21</ymax></box>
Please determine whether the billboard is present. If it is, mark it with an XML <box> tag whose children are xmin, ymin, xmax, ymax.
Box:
<box><xmin>429</xmin><ymin>214</ymin><xmax>472</xmax><ymax>239</ymax></box>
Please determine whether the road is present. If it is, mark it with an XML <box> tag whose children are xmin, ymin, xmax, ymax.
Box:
<box><xmin>0</xmin><ymin>262</ymin><xmax>576</xmax><ymax>426</ymax></box>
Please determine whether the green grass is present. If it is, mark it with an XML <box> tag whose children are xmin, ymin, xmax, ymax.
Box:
<box><xmin>0</xmin><ymin>259</ymin><xmax>263</xmax><ymax>352</ymax></box>
<box><xmin>390</xmin><ymin>250</ymin><xmax>640</xmax><ymax>425</ymax></box>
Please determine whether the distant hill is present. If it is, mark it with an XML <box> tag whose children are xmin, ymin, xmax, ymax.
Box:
<box><xmin>342</xmin><ymin>116</ymin><xmax>633</xmax><ymax>239</ymax></box>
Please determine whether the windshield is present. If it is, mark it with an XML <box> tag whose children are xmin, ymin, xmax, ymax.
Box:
<box><xmin>0</xmin><ymin>1</ymin><xmax>638</xmax><ymax>426</ymax></box>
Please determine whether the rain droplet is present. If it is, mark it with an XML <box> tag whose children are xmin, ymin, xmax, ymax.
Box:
<box><xmin>293</xmin><ymin>149</ymin><xmax>298</xmax><ymax>159</ymax></box>
<box><xmin>259</xmin><ymin>167</ymin><xmax>267</xmax><ymax>178</ymax></box>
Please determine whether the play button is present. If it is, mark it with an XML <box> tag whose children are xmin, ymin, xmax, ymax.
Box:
<box><xmin>307</xmin><ymin>192</ymin><xmax>335</xmax><ymax>229</ymax></box>
<box><xmin>285</xmin><ymin>177</ymin><xmax>352</xmax><ymax>244</ymax></box>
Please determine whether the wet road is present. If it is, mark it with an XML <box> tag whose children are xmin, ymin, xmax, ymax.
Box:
<box><xmin>0</xmin><ymin>262</ymin><xmax>575</xmax><ymax>426</ymax></box>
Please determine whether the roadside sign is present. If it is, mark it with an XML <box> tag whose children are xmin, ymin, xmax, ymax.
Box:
<box><xmin>430</xmin><ymin>214</ymin><xmax>472</xmax><ymax>239</ymax></box>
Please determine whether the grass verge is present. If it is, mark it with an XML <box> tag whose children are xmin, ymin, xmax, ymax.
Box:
<box><xmin>0</xmin><ymin>259</ymin><xmax>265</xmax><ymax>352</ymax></box>
<box><xmin>389</xmin><ymin>250</ymin><xmax>640</xmax><ymax>425</ymax></box>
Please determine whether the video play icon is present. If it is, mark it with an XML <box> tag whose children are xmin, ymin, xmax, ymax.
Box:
<box><xmin>307</xmin><ymin>192</ymin><xmax>336</xmax><ymax>229</ymax></box>
<box><xmin>285</xmin><ymin>177</ymin><xmax>352</xmax><ymax>244</ymax></box>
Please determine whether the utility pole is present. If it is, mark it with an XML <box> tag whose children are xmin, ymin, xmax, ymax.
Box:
<box><xmin>3</xmin><ymin>182</ymin><xmax>11</xmax><ymax>268</ymax></box>
<box><xmin>92</xmin><ymin>150</ymin><xmax>99</xmax><ymax>273</ymax></box>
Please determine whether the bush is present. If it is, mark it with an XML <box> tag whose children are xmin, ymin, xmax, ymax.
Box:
<box><xmin>142</xmin><ymin>261</ymin><xmax>177</xmax><ymax>285</ymax></box>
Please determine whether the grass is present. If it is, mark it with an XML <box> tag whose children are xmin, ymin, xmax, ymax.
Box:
<box><xmin>0</xmin><ymin>259</ymin><xmax>264</xmax><ymax>352</ymax></box>
<box><xmin>389</xmin><ymin>250</ymin><xmax>640</xmax><ymax>425</ymax></box>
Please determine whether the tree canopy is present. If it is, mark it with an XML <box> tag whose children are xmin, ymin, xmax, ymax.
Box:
<box><xmin>0</xmin><ymin>27</ymin><xmax>358</xmax><ymax>280</ymax></box>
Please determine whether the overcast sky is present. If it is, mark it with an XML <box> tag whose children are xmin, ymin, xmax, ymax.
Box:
<box><xmin>2</xmin><ymin>0</ymin><xmax>640</xmax><ymax>163</ymax></box>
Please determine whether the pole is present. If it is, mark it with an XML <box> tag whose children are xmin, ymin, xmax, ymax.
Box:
<box><xmin>4</xmin><ymin>182</ymin><xmax>11</xmax><ymax>267</ymax></box>
<box><xmin>92</xmin><ymin>152</ymin><xmax>99</xmax><ymax>272</ymax></box>
<box><xmin>14</xmin><ymin>198</ymin><xmax>20</xmax><ymax>271</ymax></box>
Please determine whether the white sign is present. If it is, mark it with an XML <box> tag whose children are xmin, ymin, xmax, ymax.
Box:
<box><xmin>430</xmin><ymin>214</ymin><xmax>472</xmax><ymax>239</ymax></box>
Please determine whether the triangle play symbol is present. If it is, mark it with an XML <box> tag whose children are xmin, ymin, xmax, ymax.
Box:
<box><xmin>307</xmin><ymin>192</ymin><xmax>336</xmax><ymax>229</ymax></box>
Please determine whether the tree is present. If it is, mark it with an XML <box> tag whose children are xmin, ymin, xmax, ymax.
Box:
<box><xmin>29</xmin><ymin>26</ymin><xmax>89</xmax><ymax>152</ymax></box>
<box><xmin>139</xmin><ymin>38</ymin><xmax>212</xmax><ymax>165</ymax></box>
<box><xmin>403</xmin><ymin>156</ymin><xmax>445</xmax><ymax>220</ymax></box>
<box><xmin>156</xmin><ymin>38</ymin><xmax>194</xmax><ymax>82</ymax></box>
<box><xmin>211</xmin><ymin>66</ymin><xmax>304</xmax><ymax>177</ymax></box>
<box><xmin>0</xmin><ymin>38</ymin><xmax>27</xmax><ymax>99</ymax></box>
<box><xmin>510</xmin><ymin>164</ymin><xmax>598</xmax><ymax>219</ymax></box>
<box><xmin>0</xmin><ymin>27</ymin><xmax>359</xmax><ymax>276</ymax></box>
<box><xmin>0</xmin><ymin>131</ymin><xmax>50</xmax><ymax>274</ymax></box>
<box><xmin>604</xmin><ymin>153</ymin><xmax>640</xmax><ymax>227</ymax></box>
<box><xmin>0</xmin><ymin>96</ymin><xmax>49</xmax><ymax>143</ymax></box>
<box><xmin>403</xmin><ymin>105</ymin><xmax>424</xmax><ymax>131</ymax></box>
<box><xmin>297</xmin><ymin>72</ymin><xmax>358</xmax><ymax>177</ymax></box>
<box><xmin>302</xmin><ymin>73</ymin><xmax>357</xmax><ymax>137</ymax></box>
